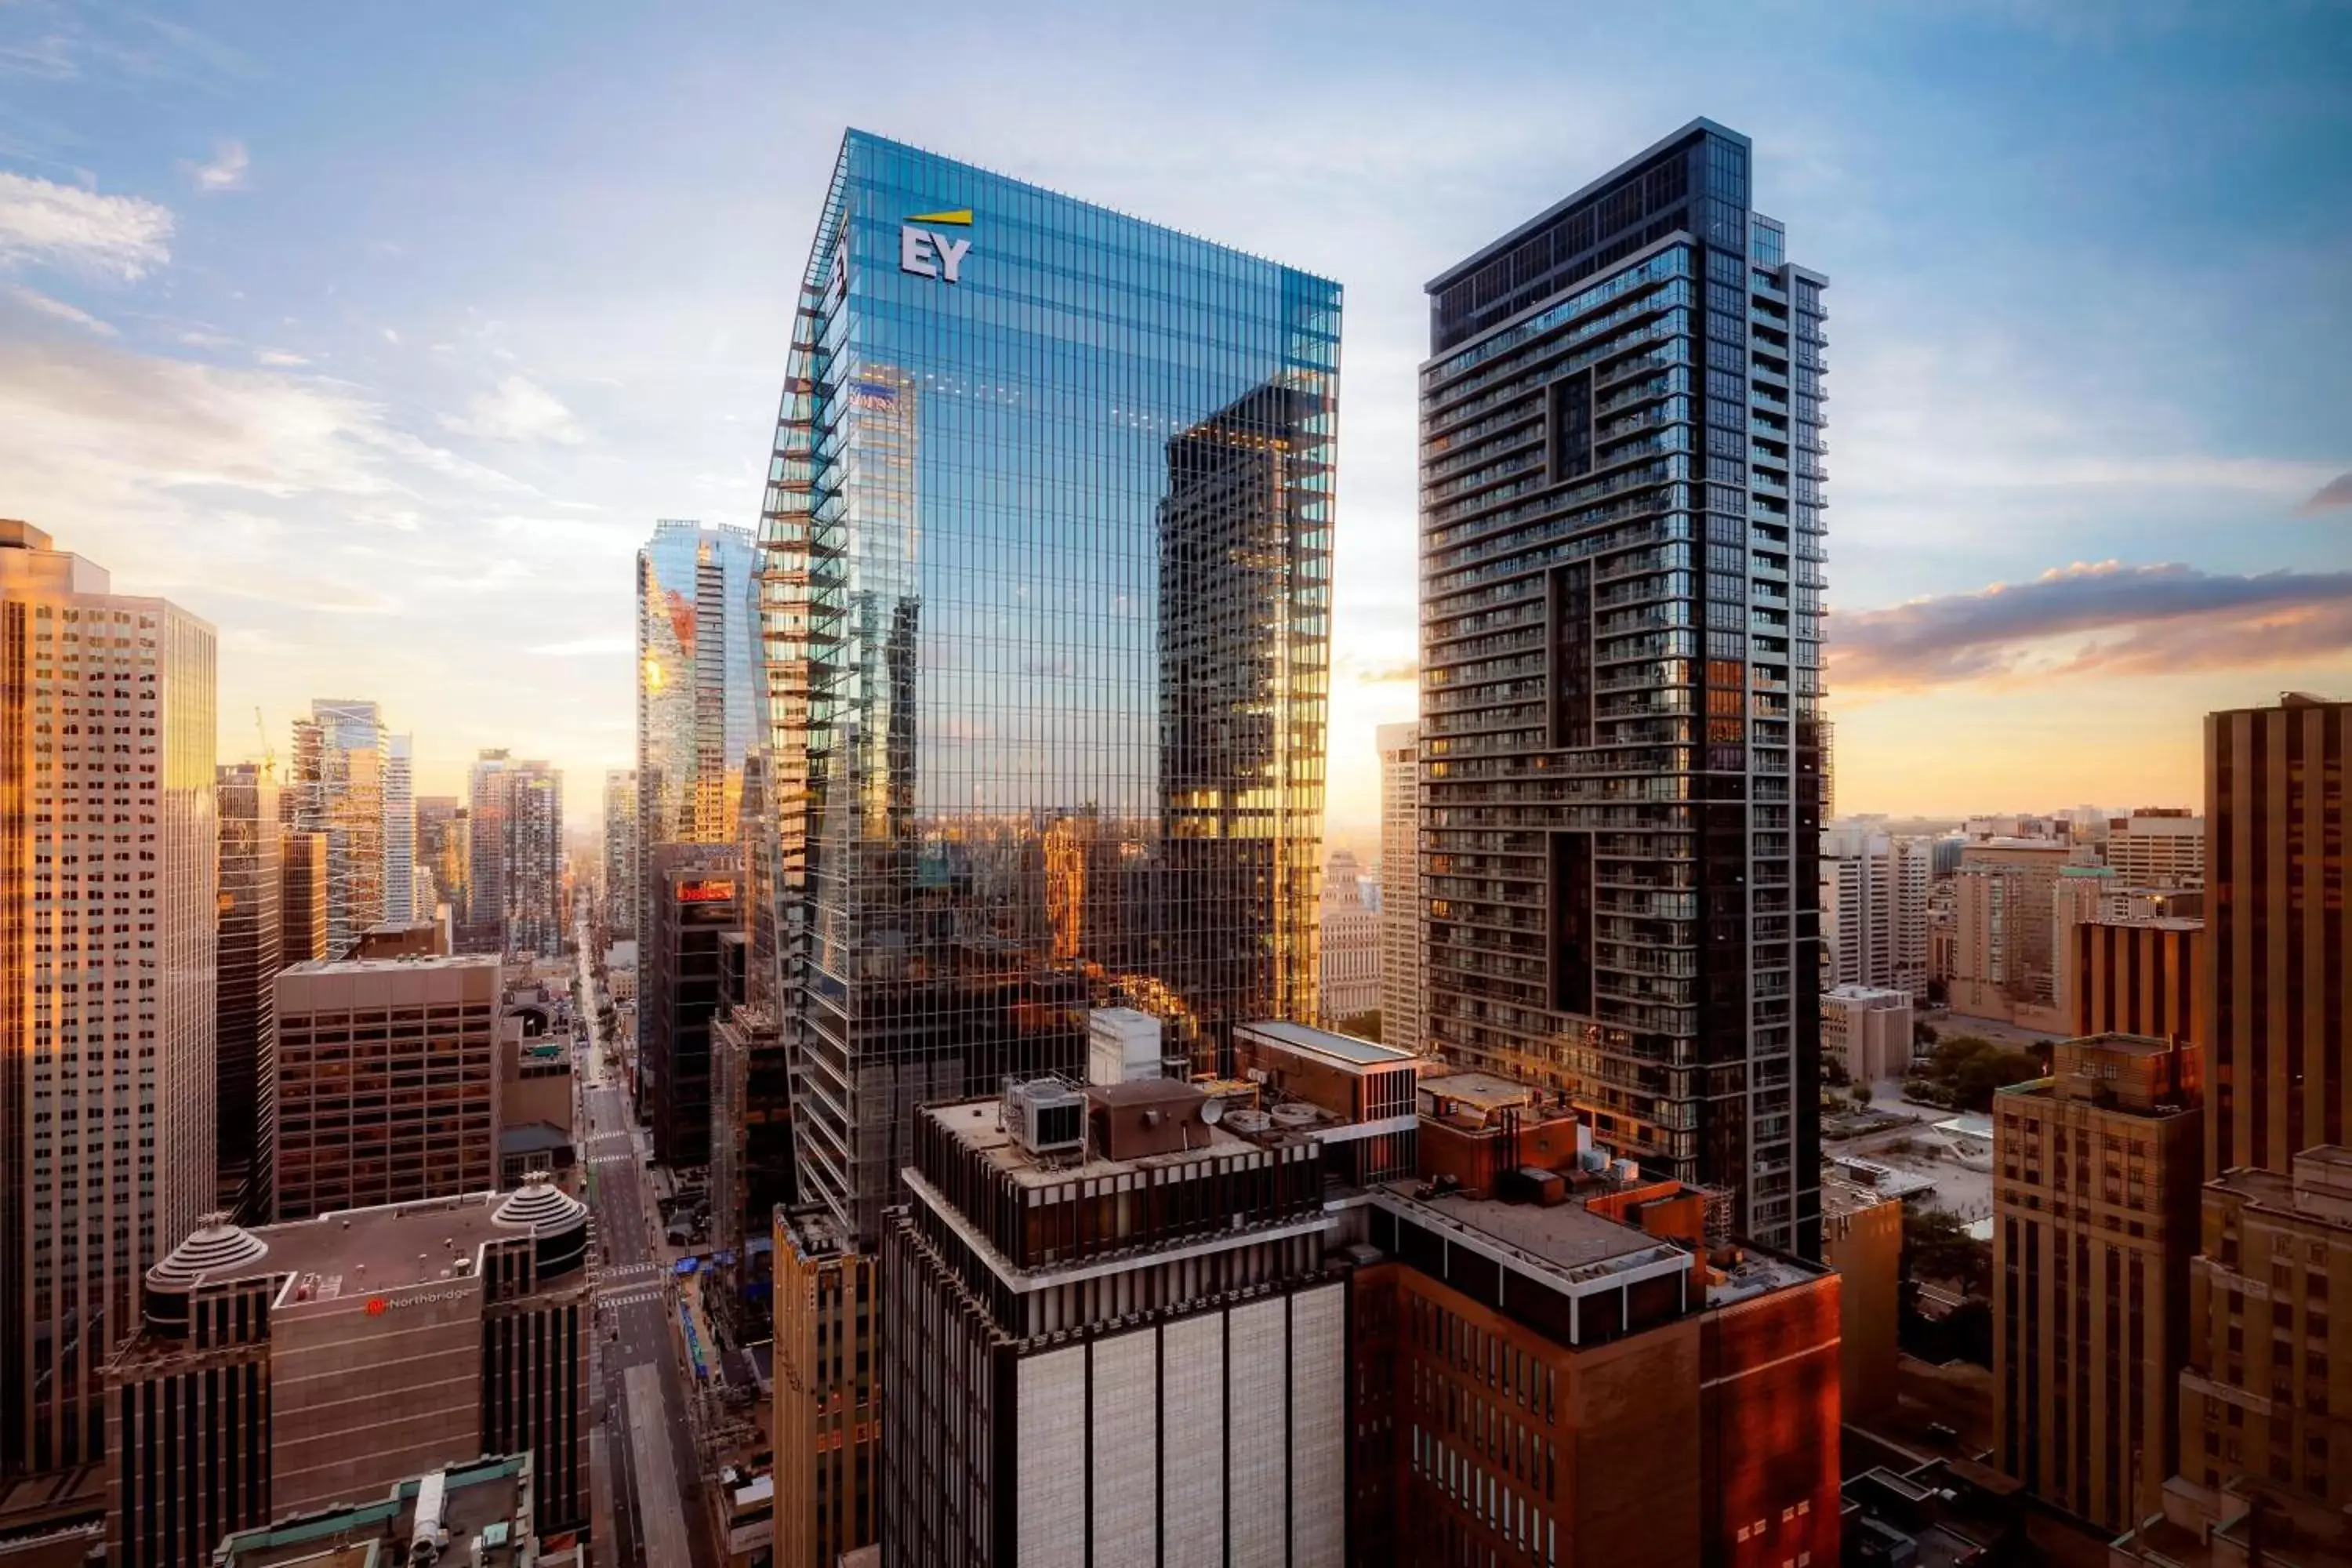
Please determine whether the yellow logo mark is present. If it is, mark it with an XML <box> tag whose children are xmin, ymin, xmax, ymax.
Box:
<box><xmin>906</xmin><ymin>209</ymin><xmax>972</xmax><ymax>227</ymax></box>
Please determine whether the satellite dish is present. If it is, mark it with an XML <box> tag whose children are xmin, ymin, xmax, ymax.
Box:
<box><xmin>1200</xmin><ymin>1097</ymin><xmax>1225</xmax><ymax>1126</ymax></box>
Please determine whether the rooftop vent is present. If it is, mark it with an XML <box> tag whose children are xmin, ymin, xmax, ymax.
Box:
<box><xmin>1004</xmin><ymin>1079</ymin><xmax>1087</xmax><ymax>1160</ymax></box>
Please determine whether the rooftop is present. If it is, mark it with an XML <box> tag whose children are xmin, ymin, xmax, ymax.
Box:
<box><xmin>213</xmin><ymin>1455</ymin><xmax>540</xmax><ymax>1567</ymax></box>
<box><xmin>281</xmin><ymin>953</ymin><xmax>500</xmax><ymax>978</ymax></box>
<box><xmin>1236</xmin><ymin>1019</ymin><xmax>1414</xmax><ymax>1071</ymax></box>
<box><xmin>1377</xmin><ymin>1179</ymin><xmax>1671</xmax><ymax>1279</ymax></box>
<box><xmin>1820</xmin><ymin>1175</ymin><xmax>1900</xmax><ymax>1218</ymax></box>
<box><xmin>141</xmin><ymin>1181</ymin><xmax>584</xmax><ymax>1311</ymax></box>
<box><xmin>1417</xmin><ymin>1070</ymin><xmax>1544</xmax><ymax>1115</ymax></box>
<box><xmin>927</xmin><ymin>1096</ymin><xmax>1265</xmax><ymax>1190</ymax></box>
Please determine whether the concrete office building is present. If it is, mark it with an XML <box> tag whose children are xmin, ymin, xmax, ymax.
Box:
<box><xmin>757</xmin><ymin>131</ymin><xmax>1337</xmax><ymax>1246</ymax></box>
<box><xmin>1317</xmin><ymin>848</ymin><xmax>1380</xmax><ymax>1023</ymax></box>
<box><xmin>1822</xmin><ymin>824</ymin><xmax>1932</xmax><ymax>1000</ymax></box>
<box><xmin>103</xmin><ymin>1180</ymin><xmax>592</xmax><ymax>1566</ymax></box>
<box><xmin>2105</xmin><ymin>808</ymin><xmax>2204</xmax><ymax>891</ymax></box>
<box><xmin>0</xmin><ymin>522</ymin><xmax>217</xmax><ymax>1487</ymax></box>
<box><xmin>601</xmin><ymin>768</ymin><xmax>637</xmax><ymax>940</ymax></box>
<box><xmin>466</xmin><ymin>752</ymin><xmax>564</xmax><ymax>960</ymax></box>
<box><xmin>1994</xmin><ymin>1033</ymin><xmax>2201</xmax><ymax>1534</ymax></box>
<box><xmin>2204</xmin><ymin>694</ymin><xmax>2350</xmax><ymax>1180</ymax></box>
<box><xmin>882</xmin><ymin>1080</ymin><xmax>1345</xmax><ymax>1566</ymax></box>
<box><xmin>289</xmin><ymin>701</ymin><xmax>389</xmax><ymax>957</ymax></box>
<box><xmin>272</xmin><ymin>954</ymin><xmax>502</xmax><ymax>1221</ymax></box>
<box><xmin>1823</xmin><ymin>1175</ymin><xmax>1902</xmax><ymax>1422</ymax></box>
<box><xmin>772</xmin><ymin>1207</ymin><xmax>878</xmax><ymax>1568</ymax></box>
<box><xmin>1377</xmin><ymin>722</ymin><xmax>1424</xmax><ymax>1054</ymax></box>
<box><xmin>1417</xmin><ymin>120</ymin><xmax>1828</xmax><ymax>1254</ymax></box>
<box><xmin>643</xmin><ymin>845</ymin><xmax>739</xmax><ymax>1167</ymax></box>
<box><xmin>2071</xmin><ymin>916</ymin><xmax>2205</xmax><ymax>1045</ymax></box>
<box><xmin>277</xmin><ymin>829</ymin><xmax>328</xmax><ymax>966</ymax></box>
<box><xmin>1820</xmin><ymin>983</ymin><xmax>1913</xmax><ymax>1085</ymax></box>
<box><xmin>209</xmin><ymin>1454</ymin><xmax>578</xmax><ymax>1568</ymax></box>
<box><xmin>216</xmin><ymin>764</ymin><xmax>283</xmax><ymax>1225</ymax></box>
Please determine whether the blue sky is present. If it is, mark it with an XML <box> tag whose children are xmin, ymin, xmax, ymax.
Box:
<box><xmin>1</xmin><ymin>0</ymin><xmax>2346</xmax><ymax>831</ymax></box>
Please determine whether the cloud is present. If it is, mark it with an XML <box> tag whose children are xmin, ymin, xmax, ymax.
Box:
<box><xmin>253</xmin><ymin>348</ymin><xmax>307</xmax><ymax>367</ymax></box>
<box><xmin>0</xmin><ymin>171</ymin><xmax>173</xmax><ymax>279</ymax></box>
<box><xmin>444</xmin><ymin>375</ymin><xmax>584</xmax><ymax>445</ymax></box>
<box><xmin>1832</xmin><ymin>561</ymin><xmax>2352</xmax><ymax>693</ymax></box>
<box><xmin>1340</xmin><ymin>653</ymin><xmax>1418</xmax><ymax>686</ymax></box>
<box><xmin>3</xmin><ymin>282</ymin><xmax>114</xmax><ymax>336</ymax></box>
<box><xmin>184</xmin><ymin>140</ymin><xmax>249</xmax><ymax>193</ymax></box>
<box><xmin>2300</xmin><ymin>473</ymin><xmax>2352</xmax><ymax>514</ymax></box>
<box><xmin>530</xmin><ymin>635</ymin><xmax>632</xmax><ymax>657</ymax></box>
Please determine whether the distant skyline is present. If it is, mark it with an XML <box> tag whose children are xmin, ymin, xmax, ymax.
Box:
<box><xmin>0</xmin><ymin>0</ymin><xmax>2344</xmax><ymax>825</ymax></box>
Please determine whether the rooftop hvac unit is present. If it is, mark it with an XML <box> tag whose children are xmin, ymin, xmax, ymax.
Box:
<box><xmin>1005</xmin><ymin>1080</ymin><xmax>1087</xmax><ymax>1160</ymax></box>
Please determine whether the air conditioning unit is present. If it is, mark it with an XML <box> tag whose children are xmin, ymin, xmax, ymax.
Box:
<box><xmin>1005</xmin><ymin>1080</ymin><xmax>1087</xmax><ymax>1159</ymax></box>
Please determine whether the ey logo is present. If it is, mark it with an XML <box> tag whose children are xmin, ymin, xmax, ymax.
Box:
<box><xmin>899</xmin><ymin>209</ymin><xmax>973</xmax><ymax>284</ymax></box>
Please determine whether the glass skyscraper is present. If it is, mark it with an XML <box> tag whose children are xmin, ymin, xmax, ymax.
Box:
<box><xmin>1417</xmin><ymin>120</ymin><xmax>1828</xmax><ymax>1256</ymax></box>
<box><xmin>757</xmin><ymin>130</ymin><xmax>1340</xmax><ymax>1243</ymax></box>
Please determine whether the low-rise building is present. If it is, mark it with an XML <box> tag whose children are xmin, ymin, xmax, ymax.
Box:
<box><xmin>209</xmin><ymin>1454</ymin><xmax>578</xmax><ymax>1568</ymax></box>
<box><xmin>1823</xmin><ymin>1176</ymin><xmax>1903</xmax><ymax>1423</ymax></box>
<box><xmin>105</xmin><ymin>1181</ymin><xmax>592</xmax><ymax>1567</ymax></box>
<box><xmin>1823</xmin><ymin>985</ymin><xmax>1915</xmax><ymax>1084</ymax></box>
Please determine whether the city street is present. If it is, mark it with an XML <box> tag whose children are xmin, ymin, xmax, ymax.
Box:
<box><xmin>579</xmin><ymin>928</ymin><xmax>718</xmax><ymax>1568</ymax></box>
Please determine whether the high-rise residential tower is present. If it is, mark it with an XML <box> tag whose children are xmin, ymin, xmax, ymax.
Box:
<box><xmin>383</xmin><ymin>731</ymin><xmax>416</xmax><ymax>921</ymax></box>
<box><xmin>2204</xmin><ymin>693</ymin><xmax>2348</xmax><ymax>1178</ymax></box>
<box><xmin>1821</xmin><ymin>823</ymin><xmax>1931</xmax><ymax>1000</ymax></box>
<box><xmin>1417</xmin><ymin>120</ymin><xmax>1827</xmax><ymax>1254</ymax></box>
<box><xmin>289</xmin><ymin>699</ymin><xmax>387</xmax><ymax>956</ymax></box>
<box><xmin>216</xmin><ymin>763</ymin><xmax>282</xmax><ymax>1225</ymax></box>
<box><xmin>635</xmin><ymin>521</ymin><xmax>756</xmax><ymax>939</ymax></box>
<box><xmin>755</xmin><ymin>130</ymin><xmax>1338</xmax><ymax>1244</ymax></box>
<box><xmin>414</xmin><ymin>793</ymin><xmax>466</xmax><ymax>919</ymax></box>
<box><xmin>465</xmin><ymin>750</ymin><xmax>565</xmax><ymax>960</ymax></box>
<box><xmin>1377</xmin><ymin>721</ymin><xmax>1424</xmax><ymax>1054</ymax></box>
<box><xmin>0</xmin><ymin>522</ymin><xmax>217</xmax><ymax>1480</ymax></box>
<box><xmin>601</xmin><ymin>768</ymin><xmax>638</xmax><ymax>939</ymax></box>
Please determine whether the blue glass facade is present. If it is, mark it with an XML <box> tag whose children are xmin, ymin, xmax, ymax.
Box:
<box><xmin>1419</xmin><ymin>120</ymin><xmax>1827</xmax><ymax>1256</ymax></box>
<box><xmin>758</xmin><ymin>131</ymin><xmax>1341</xmax><ymax>1242</ymax></box>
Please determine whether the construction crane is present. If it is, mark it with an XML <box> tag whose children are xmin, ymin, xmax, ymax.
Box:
<box><xmin>254</xmin><ymin>706</ymin><xmax>277</xmax><ymax>782</ymax></box>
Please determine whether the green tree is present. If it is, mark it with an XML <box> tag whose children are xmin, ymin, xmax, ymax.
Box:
<box><xmin>1901</xmin><ymin>1207</ymin><xmax>1991</xmax><ymax>1298</ymax></box>
<box><xmin>1914</xmin><ymin>1018</ymin><xmax>1940</xmax><ymax>1049</ymax></box>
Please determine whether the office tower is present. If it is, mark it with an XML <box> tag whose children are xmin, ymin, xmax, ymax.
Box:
<box><xmin>0</xmin><ymin>522</ymin><xmax>216</xmax><ymax>1485</ymax></box>
<box><xmin>881</xmin><ymin>1083</ymin><xmax>1346</xmax><ymax>1565</ymax></box>
<box><xmin>289</xmin><ymin>700</ymin><xmax>388</xmax><ymax>956</ymax></box>
<box><xmin>1951</xmin><ymin>837</ymin><xmax>2078</xmax><ymax>1025</ymax></box>
<box><xmin>216</xmin><ymin>764</ymin><xmax>283</xmax><ymax>1225</ymax></box>
<box><xmin>1350</xmin><ymin>1119</ymin><xmax>1842</xmax><ymax>1566</ymax></box>
<box><xmin>1820</xmin><ymin>983</ymin><xmax>1913</xmax><ymax>1084</ymax></box>
<box><xmin>2105</xmin><ymin>807</ymin><xmax>2204</xmax><ymax>890</ymax></box>
<box><xmin>413</xmin><ymin>795</ymin><xmax>467</xmax><ymax>919</ymax></box>
<box><xmin>1821</xmin><ymin>824</ymin><xmax>1932</xmax><ymax>999</ymax></box>
<box><xmin>104</xmin><ymin>1179</ymin><xmax>592</xmax><ymax>1565</ymax></box>
<box><xmin>756</xmin><ymin>130</ymin><xmax>1338</xmax><ymax>1244</ymax></box>
<box><xmin>1823</xmin><ymin>1176</ymin><xmax>1902</xmax><ymax>1421</ymax></box>
<box><xmin>773</xmin><ymin>1207</ymin><xmax>878</xmax><ymax>1568</ymax></box>
<box><xmin>1417</xmin><ymin>120</ymin><xmax>1827</xmax><ymax>1254</ymax></box>
<box><xmin>1377</xmin><ymin>722</ymin><xmax>1424</xmax><ymax>1054</ymax></box>
<box><xmin>466</xmin><ymin>752</ymin><xmax>564</xmax><ymax>959</ymax></box>
<box><xmin>644</xmin><ymin>845</ymin><xmax>737</xmax><ymax>1166</ymax></box>
<box><xmin>277</xmin><ymin>829</ymin><xmax>328</xmax><ymax>964</ymax></box>
<box><xmin>1996</xmin><ymin>1033</ymin><xmax>2201</xmax><ymax>1533</ymax></box>
<box><xmin>1317</xmin><ymin>848</ymin><xmax>1380</xmax><ymax>1022</ymax></box>
<box><xmin>210</xmin><ymin>1455</ymin><xmax>570</xmax><ymax>1568</ymax></box>
<box><xmin>635</xmin><ymin>520</ymin><xmax>757</xmax><ymax>942</ymax></box>
<box><xmin>601</xmin><ymin>768</ymin><xmax>638</xmax><ymax>938</ymax></box>
<box><xmin>2072</xmin><ymin>916</ymin><xmax>2205</xmax><ymax>1044</ymax></box>
<box><xmin>271</xmin><ymin>953</ymin><xmax>501</xmax><ymax>1220</ymax></box>
<box><xmin>383</xmin><ymin>731</ymin><xmax>415</xmax><ymax>921</ymax></box>
<box><xmin>2205</xmin><ymin>693</ymin><xmax>2349</xmax><ymax>1179</ymax></box>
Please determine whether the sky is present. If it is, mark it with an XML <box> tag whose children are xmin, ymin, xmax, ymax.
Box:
<box><xmin>1</xmin><ymin>0</ymin><xmax>2346</xmax><ymax>836</ymax></box>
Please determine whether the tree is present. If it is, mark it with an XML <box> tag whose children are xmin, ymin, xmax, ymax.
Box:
<box><xmin>1850</xmin><ymin>1083</ymin><xmax>1872</xmax><ymax>1106</ymax></box>
<box><xmin>1901</xmin><ymin>1207</ymin><xmax>1991</xmax><ymax>1298</ymax></box>
<box><xmin>1914</xmin><ymin>1018</ymin><xmax>1940</xmax><ymax>1049</ymax></box>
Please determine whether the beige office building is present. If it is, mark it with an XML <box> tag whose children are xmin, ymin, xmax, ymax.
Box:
<box><xmin>1995</xmin><ymin>1033</ymin><xmax>2201</xmax><ymax>1534</ymax></box>
<box><xmin>1951</xmin><ymin>837</ymin><xmax>2079</xmax><ymax>1025</ymax></box>
<box><xmin>104</xmin><ymin>1181</ymin><xmax>592</xmax><ymax>1566</ymax></box>
<box><xmin>0</xmin><ymin>522</ymin><xmax>216</xmax><ymax>1485</ymax></box>
<box><xmin>1316</xmin><ymin>848</ymin><xmax>1379</xmax><ymax>1023</ymax></box>
<box><xmin>273</xmin><ymin>954</ymin><xmax>503</xmax><ymax>1221</ymax></box>
<box><xmin>1821</xmin><ymin>984</ymin><xmax>1914</xmax><ymax>1085</ymax></box>
<box><xmin>2104</xmin><ymin>808</ymin><xmax>2204</xmax><ymax>891</ymax></box>
<box><xmin>1376</xmin><ymin>721</ymin><xmax>1422</xmax><ymax>1053</ymax></box>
